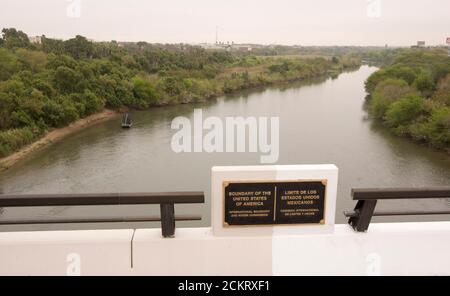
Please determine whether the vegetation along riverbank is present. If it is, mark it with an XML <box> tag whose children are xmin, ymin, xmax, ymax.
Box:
<box><xmin>0</xmin><ymin>28</ymin><xmax>365</xmax><ymax>162</ymax></box>
<box><xmin>0</xmin><ymin>109</ymin><xmax>118</xmax><ymax>171</ymax></box>
<box><xmin>365</xmin><ymin>48</ymin><xmax>450</xmax><ymax>153</ymax></box>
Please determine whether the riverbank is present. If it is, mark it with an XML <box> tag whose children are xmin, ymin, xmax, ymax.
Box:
<box><xmin>364</xmin><ymin>48</ymin><xmax>450</xmax><ymax>154</ymax></box>
<box><xmin>0</xmin><ymin>61</ymin><xmax>360</xmax><ymax>171</ymax></box>
<box><xmin>0</xmin><ymin>109</ymin><xmax>119</xmax><ymax>172</ymax></box>
<box><xmin>1</xmin><ymin>34</ymin><xmax>363</xmax><ymax>161</ymax></box>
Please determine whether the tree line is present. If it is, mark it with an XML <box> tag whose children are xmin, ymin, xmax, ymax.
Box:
<box><xmin>365</xmin><ymin>48</ymin><xmax>450</xmax><ymax>151</ymax></box>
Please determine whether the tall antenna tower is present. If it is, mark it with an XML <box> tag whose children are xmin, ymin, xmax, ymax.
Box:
<box><xmin>215</xmin><ymin>26</ymin><xmax>218</xmax><ymax>44</ymax></box>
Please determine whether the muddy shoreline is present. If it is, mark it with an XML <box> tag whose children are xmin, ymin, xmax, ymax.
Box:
<box><xmin>0</xmin><ymin>109</ymin><xmax>119</xmax><ymax>172</ymax></box>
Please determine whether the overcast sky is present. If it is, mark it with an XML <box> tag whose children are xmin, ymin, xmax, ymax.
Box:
<box><xmin>1</xmin><ymin>0</ymin><xmax>449</xmax><ymax>46</ymax></box>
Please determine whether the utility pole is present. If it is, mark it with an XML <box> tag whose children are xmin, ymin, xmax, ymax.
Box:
<box><xmin>215</xmin><ymin>26</ymin><xmax>218</xmax><ymax>44</ymax></box>
<box><xmin>447</xmin><ymin>37</ymin><xmax>450</xmax><ymax>57</ymax></box>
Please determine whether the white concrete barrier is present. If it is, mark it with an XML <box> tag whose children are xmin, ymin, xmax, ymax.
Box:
<box><xmin>132</xmin><ymin>228</ymin><xmax>272</xmax><ymax>276</ymax></box>
<box><xmin>1</xmin><ymin>223</ymin><xmax>449</xmax><ymax>276</ymax></box>
<box><xmin>0</xmin><ymin>165</ymin><xmax>448</xmax><ymax>275</ymax></box>
<box><xmin>0</xmin><ymin>229</ymin><xmax>134</xmax><ymax>276</ymax></box>
<box><xmin>273</xmin><ymin>222</ymin><xmax>450</xmax><ymax>276</ymax></box>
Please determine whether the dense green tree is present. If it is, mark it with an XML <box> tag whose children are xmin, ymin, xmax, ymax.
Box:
<box><xmin>96</xmin><ymin>74</ymin><xmax>120</xmax><ymax>108</ymax></box>
<box><xmin>42</xmin><ymin>99</ymin><xmax>66</xmax><ymax>127</ymax></box>
<box><xmin>0</xmin><ymin>93</ymin><xmax>14</xmax><ymax>129</ymax></box>
<box><xmin>386</xmin><ymin>65</ymin><xmax>417</xmax><ymax>85</ymax></box>
<box><xmin>269</xmin><ymin>60</ymin><xmax>290</xmax><ymax>74</ymax></box>
<box><xmin>0</xmin><ymin>48</ymin><xmax>20</xmax><ymax>81</ymax></box>
<box><xmin>369</xmin><ymin>78</ymin><xmax>416</xmax><ymax>119</ymax></box>
<box><xmin>53</xmin><ymin>66</ymin><xmax>80</xmax><ymax>93</ymax></box>
<box><xmin>32</xmin><ymin>78</ymin><xmax>55</xmax><ymax>98</ymax></box>
<box><xmin>41</xmin><ymin>36</ymin><xmax>65</xmax><ymax>55</ymax></box>
<box><xmin>47</xmin><ymin>54</ymin><xmax>77</xmax><ymax>70</ymax></box>
<box><xmin>64</xmin><ymin>35</ymin><xmax>94</xmax><ymax>59</ymax></box>
<box><xmin>159</xmin><ymin>76</ymin><xmax>183</xmax><ymax>97</ymax></box>
<box><xmin>1</xmin><ymin>28</ymin><xmax>31</xmax><ymax>49</ymax></box>
<box><xmin>132</xmin><ymin>76</ymin><xmax>157</xmax><ymax>107</ymax></box>
<box><xmin>16</xmin><ymin>48</ymin><xmax>48</xmax><ymax>72</ymax></box>
<box><xmin>414</xmin><ymin>71</ymin><xmax>435</xmax><ymax>96</ymax></box>
<box><xmin>0</xmin><ymin>78</ymin><xmax>28</xmax><ymax>98</ymax></box>
<box><xmin>411</xmin><ymin>107</ymin><xmax>450</xmax><ymax>147</ymax></box>
<box><xmin>366</xmin><ymin>48</ymin><xmax>450</xmax><ymax>151</ymax></box>
<box><xmin>385</xmin><ymin>94</ymin><xmax>424</xmax><ymax>128</ymax></box>
<box><xmin>432</xmin><ymin>74</ymin><xmax>450</xmax><ymax>106</ymax></box>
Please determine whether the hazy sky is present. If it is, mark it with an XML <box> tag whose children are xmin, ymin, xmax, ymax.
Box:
<box><xmin>1</xmin><ymin>0</ymin><xmax>449</xmax><ymax>46</ymax></box>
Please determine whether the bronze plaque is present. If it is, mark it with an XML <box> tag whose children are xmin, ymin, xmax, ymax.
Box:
<box><xmin>223</xmin><ymin>180</ymin><xmax>326</xmax><ymax>226</ymax></box>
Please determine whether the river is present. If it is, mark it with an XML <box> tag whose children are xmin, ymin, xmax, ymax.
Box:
<box><xmin>1</xmin><ymin>65</ymin><xmax>449</xmax><ymax>231</ymax></box>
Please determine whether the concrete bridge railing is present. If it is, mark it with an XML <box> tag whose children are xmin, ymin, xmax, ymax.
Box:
<box><xmin>0</xmin><ymin>165</ymin><xmax>449</xmax><ymax>276</ymax></box>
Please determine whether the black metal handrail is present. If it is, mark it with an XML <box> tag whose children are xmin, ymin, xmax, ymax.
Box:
<box><xmin>344</xmin><ymin>187</ymin><xmax>450</xmax><ymax>232</ymax></box>
<box><xmin>0</xmin><ymin>192</ymin><xmax>205</xmax><ymax>238</ymax></box>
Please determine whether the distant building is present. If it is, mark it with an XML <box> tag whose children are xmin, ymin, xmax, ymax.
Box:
<box><xmin>28</xmin><ymin>36</ymin><xmax>42</xmax><ymax>44</ymax></box>
<box><xmin>198</xmin><ymin>43</ymin><xmax>228</xmax><ymax>50</ymax></box>
<box><xmin>411</xmin><ymin>41</ymin><xmax>426</xmax><ymax>49</ymax></box>
<box><xmin>233</xmin><ymin>45</ymin><xmax>253</xmax><ymax>52</ymax></box>
<box><xmin>198</xmin><ymin>43</ymin><xmax>265</xmax><ymax>52</ymax></box>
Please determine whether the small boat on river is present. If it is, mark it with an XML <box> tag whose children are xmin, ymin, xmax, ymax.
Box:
<box><xmin>121</xmin><ymin>113</ymin><xmax>133</xmax><ymax>128</ymax></box>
